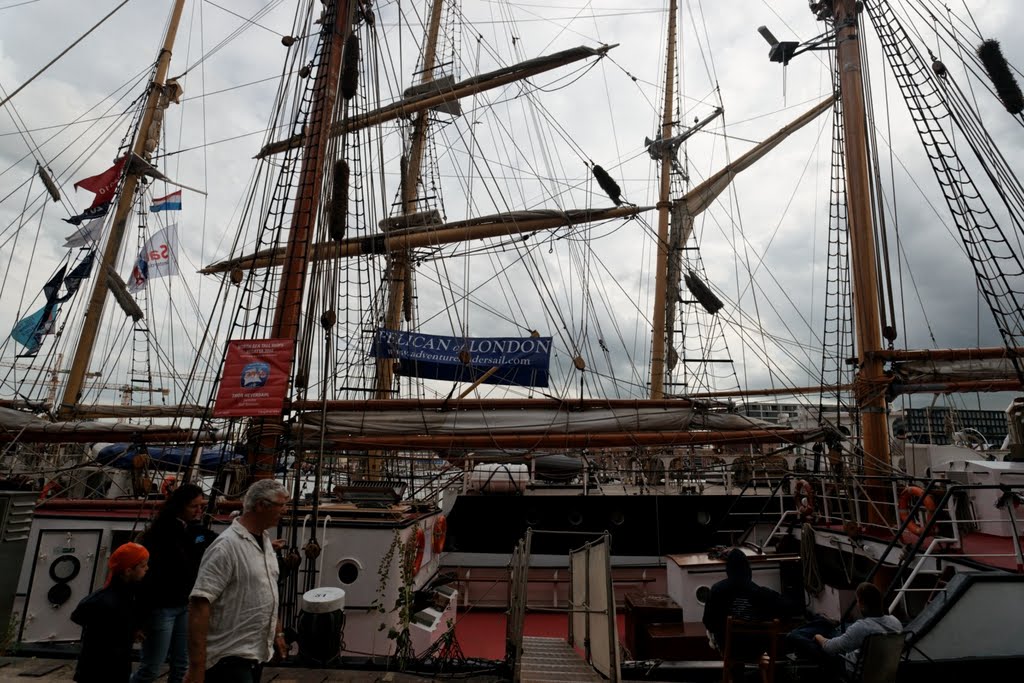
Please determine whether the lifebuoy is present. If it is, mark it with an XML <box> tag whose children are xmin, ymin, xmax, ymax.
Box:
<box><xmin>898</xmin><ymin>485</ymin><xmax>937</xmax><ymax>543</ymax></box>
<box><xmin>38</xmin><ymin>481</ymin><xmax>62</xmax><ymax>501</ymax></box>
<box><xmin>794</xmin><ymin>479</ymin><xmax>816</xmax><ymax>520</ymax></box>
<box><xmin>431</xmin><ymin>515</ymin><xmax>447</xmax><ymax>554</ymax></box>
<box><xmin>160</xmin><ymin>475</ymin><xmax>178</xmax><ymax>497</ymax></box>
<box><xmin>412</xmin><ymin>527</ymin><xmax>425</xmax><ymax>574</ymax></box>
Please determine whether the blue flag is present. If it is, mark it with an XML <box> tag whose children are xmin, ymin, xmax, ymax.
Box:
<box><xmin>63</xmin><ymin>201</ymin><xmax>111</xmax><ymax>226</ymax></box>
<box><xmin>11</xmin><ymin>305</ymin><xmax>59</xmax><ymax>355</ymax></box>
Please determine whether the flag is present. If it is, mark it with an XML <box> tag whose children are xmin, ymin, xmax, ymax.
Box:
<box><xmin>150</xmin><ymin>190</ymin><xmax>182</xmax><ymax>212</ymax></box>
<box><xmin>58</xmin><ymin>251</ymin><xmax>95</xmax><ymax>301</ymax></box>
<box><xmin>74</xmin><ymin>156</ymin><xmax>126</xmax><ymax>209</ymax></box>
<box><xmin>63</xmin><ymin>218</ymin><xmax>104</xmax><ymax>248</ymax></box>
<box><xmin>63</xmin><ymin>201</ymin><xmax>111</xmax><ymax>226</ymax></box>
<box><xmin>11</xmin><ymin>305</ymin><xmax>60</xmax><ymax>355</ymax></box>
<box><xmin>128</xmin><ymin>225</ymin><xmax>179</xmax><ymax>293</ymax></box>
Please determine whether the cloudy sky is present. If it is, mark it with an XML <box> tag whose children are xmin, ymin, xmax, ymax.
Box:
<box><xmin>0</xmin><ymin>0</ymin><xmax>1021</xmax><ymax>415</ymax></box>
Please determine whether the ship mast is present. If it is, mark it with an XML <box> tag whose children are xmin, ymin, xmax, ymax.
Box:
<box><xmin>370</xmin><ymin>0</ymin><xmax>446</xmax><ymax>479</ymax></box>
<box><xmin>58</xmin><ymin>0</ymin><xmax>187</xmax><ymax>417</ymax></box>
<box><xmin>251</xmin><ymin>0</ymin><xmax>353</xmax><ymax>478</ymax></box>
<box><xmin>829</xmin><ymin>0</ymin><xmax>891</xmax><ymax>489</ymax></box>
<box><xmin>649</xmin><ymin>0</ymin><xmax>678</xmax><ymax>399</ymax></box>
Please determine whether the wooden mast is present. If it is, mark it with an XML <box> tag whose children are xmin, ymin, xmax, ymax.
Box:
<box><xmin>370</xmin><ymin>0</ymin><xmax>446</xmax><ymax>479</ymax></box>
<box><xmin>59</xmin><ymin>0</ymin><xmax>187</xmax><ymax>417</ymax></box>
<box><xmin>832</xmin><ymin>0</ymin><xmax>891</xmax><ymax>500</ymax></box>
<box><xmin>649</xmin><ymin>0</ymin><xmax>678</xmax><ymax>399</ymax></box>
<box><xmin>252</xmin><ymin>0</ymin><xmax>352</xmax><ymax>478</ymax></box>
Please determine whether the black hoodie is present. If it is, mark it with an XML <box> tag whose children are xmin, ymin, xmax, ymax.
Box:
<box><xmin>701</xmin><ymin>548</ymin><xmax>794</xmax><ymax>650</ymax></box>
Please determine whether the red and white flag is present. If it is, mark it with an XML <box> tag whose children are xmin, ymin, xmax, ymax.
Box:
<box><xmin>74</xmin><ymin>156</ymin><xmax>127</xmax><ymax>209</ymax></box>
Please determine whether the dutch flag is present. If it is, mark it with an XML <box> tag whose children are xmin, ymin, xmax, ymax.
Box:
<box><xmin>150</xmin><ymin>190</ymin><xmax>182</xmax><ymax>213</ymax></box>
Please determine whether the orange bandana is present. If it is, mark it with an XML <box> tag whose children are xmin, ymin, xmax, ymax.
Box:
<box><xmin>105</xmin><ymin>542</ymin><xmax>149</xmax><ymax>586</ymax></box>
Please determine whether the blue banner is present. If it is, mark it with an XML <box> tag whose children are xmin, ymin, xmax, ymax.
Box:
<box><xmin>371</xmin><ymin>329</ymin><xmax>552</xmax><ymax>388</ymax></box>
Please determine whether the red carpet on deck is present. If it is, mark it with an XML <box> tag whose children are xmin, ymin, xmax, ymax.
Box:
<box><xmin>454</xmin><ymin>611</ymin><xmax>627</xmax><ymax>660</ymax></box>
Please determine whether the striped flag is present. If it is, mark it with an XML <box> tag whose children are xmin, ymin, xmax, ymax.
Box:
<box><xmin>150</xmin><ymin>190</ymin><xmax>182</xmax><ymax>213</ymax></box>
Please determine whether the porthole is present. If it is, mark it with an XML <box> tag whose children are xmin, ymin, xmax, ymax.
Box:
<box><xmin>696</xmin><ymin>510</ymin><xmax>712</xmax><ymax>527</ymax></box>
<box><xmin>337</xmin><ymin>559</ymin><xmax>360</xmax><ymax>585</ymax></box>
<box><xmin>567</xmin><ymin>510</ymin><xmax>583</xmax><ymax>527</ymax></box>
<box><xmin>608</xmin><ymin>510</ymin><xmax>625</xmax><ymax>527</ymax></box>
<box><xmin>47</xmin><ymin>582</ymin><xmax>72</xmax><ymax>606</ymax></box>
<box><xmin>695</xmin><ymin>585</ymin><xmax>711</xmax><ymax>605</ymax></box>
<box><xmin>48</xmin><ymin>555</ymin><xmax>81</xmax><ymax>583</ymax></box>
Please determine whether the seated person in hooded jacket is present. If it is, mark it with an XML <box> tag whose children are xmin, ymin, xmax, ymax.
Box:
<box><xmin>702</xmin><ymin>548</ymin><xmax>797</xmax><ymax>653</ymax></box>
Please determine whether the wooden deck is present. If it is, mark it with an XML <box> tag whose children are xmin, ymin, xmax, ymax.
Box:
<box><xmin>518</xmin><ymin>636</ymin><xmax>605</xmax><ymax>682</ymax></box>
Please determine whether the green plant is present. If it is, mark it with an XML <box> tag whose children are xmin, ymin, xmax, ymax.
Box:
<box><xmin>372</xmin><ymin>530</ymin><xmax>416</xmax><ymax>670</ymax></box>
<box><xmin>0</xmin><ymin>613</ymin><xmax>18</xmax><ymax>656</ymax></box>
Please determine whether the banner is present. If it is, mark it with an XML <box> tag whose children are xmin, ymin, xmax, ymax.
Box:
<box><xmin>63</xmin><ymin>218</ymin><xmax>104</xmax><ymax>248</ymax></box>
<box><xmin>10</xmin><ymin>304</ymin><xmax>59</xmax><ymax>355</ymax></box>
<box><xmin>63</xmin><ymin>201</ymin><xmax>110</xmax><ymax>226</ymax></box>
<box><xmin>74</xmin><ymin>156</ymin><xmax>126</xmax><ymax>209</ymax></box>
<box><xmin>128</xmin><ymin>224</ymin><xmax>179</xmax><ymax>292</ymax></box>
<box><xmin>371</xmin><ymin>329</ymin><xmax>552</xmax><ymax>388</ymax></box>
<box><xmin>213</xmin><ymin>339</ymin><xmax>294</xmax><ymax>417</ymax></box>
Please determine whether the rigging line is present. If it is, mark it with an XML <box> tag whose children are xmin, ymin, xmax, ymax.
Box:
<box><xmin>176</xmin><ymin>0</ymin><xmax>285</xmax><ymax>77</ymax></box>
<box><xmin>158</xmin><ymin>121</ymin><xmax>292</xmax><ymax>156</ymax></box>
<box><xmin>203</xmin><ymin>0</ymin><xmax>284</xmax><ymax>36</ymax></box>
<box><xmin>0</xmin><ymin>0</ymin><xmax>133</xmax><ymax>110</ymax></box>
<box><xmin>0</xmin><ymin>0</ymin><xmax>39</xmax><ymax>10</ymax></box>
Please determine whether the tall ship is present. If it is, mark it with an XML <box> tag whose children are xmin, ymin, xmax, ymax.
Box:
<box><xmin>0</xmin><ymin>0</ymin><xmax>1022</xmax><ymax>680</ymax></box>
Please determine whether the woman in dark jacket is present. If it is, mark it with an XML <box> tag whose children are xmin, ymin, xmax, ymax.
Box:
<box><xmin>132</xmin><ymin>483</ymin><xmax>212</xmax><ymax>683</ymax></box>
<box><xmin>72</xmin><ymin>542</ymin><xmax>149</xmax><ymax>682</ymax></box>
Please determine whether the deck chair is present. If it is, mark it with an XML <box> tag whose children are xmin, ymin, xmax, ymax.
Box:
<box><xmin>849</xmin><ymin>631</ymin><xmax>906</xmax><ymax>683</ymax></box>
<box><xmin>721</xmin><ymin>617</ymin><xmax>781</xmax><ymax>683</ymax></box>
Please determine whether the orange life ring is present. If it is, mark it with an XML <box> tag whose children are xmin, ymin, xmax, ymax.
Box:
<box><xmin>794</xmin><ymin>479</ymin><xmax>816</xmax><ymax>520</ymax></box>
<box><xmin>38</xmin><ymin>481</ymin><xmax>62</xmax><ymax>501</ymax></box>
<box><xmin>412</xmin><ymin>527</ymin><xmax>426</xmax><ymax>574</ymax></box>
<box><xmin>431</xmin><ymin>515</ymin><xmax>447</xmax><ymax>554</ymax></box>
<box><xmin>898</xmin><ymin>486</ymin><xmax>937</xmax><ymax>543</ymax></box>
<box><xmin>160</xmin><ymin>475</ymin><xmax>178</xmax><ymax>497</ymax></box>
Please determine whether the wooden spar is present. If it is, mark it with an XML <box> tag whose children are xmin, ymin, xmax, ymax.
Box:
<box><xmin>0</xmin><ymin>429</ymin><xmax>196</xmax><ymax>444</ymax></box>
<box><xmin>255</xmin><ymin>45</ymin><xmax>613</xmax><ymax>159</ymax></box>
<box><xmin>59</xmin><ymin>0</ymin><xmax>187</xmax><ymax>418</ymax></box>
<box><xmin>650</xmin><ymin>0</ymin><xmax>677</xmax><ymax>400</ymax></box>
<box><xmin>201</xmin><ymin>206</ymin><xmax>651</xmax><ymax>274</ymax></box>
<box><xmin>833</xmin><ymin>0</ymin><xmax>891</xmax><ymax>497</ymax></box>
<box><xmin>290</xmin><ymin>398</ymin><xmax>696</xmax><ymax>411</ymax></box>
<box><xmin>316</xmin><ymin>427</ymin><xmax>822</xmax><ymax>451</ymax></box>
<box><xmin>682</xmin><ymin>385</ymin><xmax>854</xmax><ymax>399</ymax></box>
<box><xmin>869</xmin><ymin>347</ymin><xmax>1024</xmax><ymax>362</ymax></box>
<box><xmin>251</xmin><ymin>1</ymin><xmax>353</xmax><ymax>479</ymax></box>
<box><xmin>892</xmin><ymin>379</ymin><xmax>1023</xmax><ymax>395</ymax></box>
<box><xmin>368</xmin><ymin>0</ymin><xmax>446</xmax><ymax>479</ymax></box>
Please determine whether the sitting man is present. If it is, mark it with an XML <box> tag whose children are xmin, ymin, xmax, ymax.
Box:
<box><xmin>702</xmin><ymin>548</ymin><xmax>796</xmax><ymax>654</ymax></box>
<box><xmin>785</xmin><ymin>581</ymin><xmax>902</xmax><ymax>677</ymax></box>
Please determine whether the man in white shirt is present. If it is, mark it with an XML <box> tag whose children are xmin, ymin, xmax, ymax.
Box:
<box><xmin>186</xmin><ymin>480</ymin><xmax>289</xmax><ymax>683</ymax></box>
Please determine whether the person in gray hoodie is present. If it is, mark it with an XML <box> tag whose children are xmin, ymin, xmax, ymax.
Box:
<box><xmin>785</xmin><ymin>582</ymin><xmax>902</xmax><ymax>676</ymax></box>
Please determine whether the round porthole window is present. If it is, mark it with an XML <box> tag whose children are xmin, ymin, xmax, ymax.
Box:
<box><xmin>567</xmin><ymin>510</ymin><xmax>583</xmax><ymax>527</ymax></box>
<box><xmin>47</xmin><ymin>582</ymin><xmax>72</xmax><ymax>606</ymax></box>
<box><xmin>696</xmin><ymin>510</ymin><xmax>712</xmax><ymax>527</ymax></box>
<box><xmin>608</xmin><ymin>510</ymin><xmax>625</xmax><ymax>527</ymax></box>
<box><xmin>337</xmin><ymin>559</ymin><xmax>360</xmax><ymax>585</ymax></box>
<box><xmin>695</xmin><ymin>585</ymin><xmax>711</xmax><ymax>605</ymax></box>
<box><xmin>48</xmin><ymin>555</ymin><xmax>81</xmax><ymax>583</ymax></box>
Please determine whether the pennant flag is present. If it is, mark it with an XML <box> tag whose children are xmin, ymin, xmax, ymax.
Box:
<box><xmin>63</xmin><ymin>218</ymin><xmax>104</xmax><ymax>248</ymax></box>
<box><xmin>11</xmin><ymin>304</ymin><xmax>60</xmax><ymax>355</ymax></box>
<box><xmin>128</xmin><ymin>225</ymin><xmax>179</xmax><ymax>293</ymax></box>
<box><xmin>63</xmin><ymin>201</ymin><xmax>111</xmax><ymax>226</ymax></box>
<box><xmin>150</xmin><ymin>190</ymin><xmax>182</xmax><ymax>213</ymax></box>
<box><xmin>74</xmin><ymin>156</ymin><xmax>126</xmax><ymax>209</ymax></box>
<box><xmin>58</xmin><ymin>251</ymin><xmax>95</xmax><ymax>301</ymax></box>
<box><xmin>42</xmin><ymin>265</ymin><xmax>67</xmax><ymax>304</ymax></box>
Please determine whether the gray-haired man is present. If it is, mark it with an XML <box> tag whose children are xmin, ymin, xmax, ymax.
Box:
<box><xmin>186</xmin><ymin>479</ymin><xmax>289</xmax><ymax>683</ymax></box>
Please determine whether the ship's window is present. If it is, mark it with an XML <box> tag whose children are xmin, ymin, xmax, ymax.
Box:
<box><xmin>567</xmin><ymin>510</ymin><xmax>583</xmax><ymax>527</ymax></box>
<box><xmin>49</xmin><ymin>555</ymin><xmax>81</xmax><ymax>583</ymax></box>
<box><xmin>337</xmin><ymin>560</ymin><xmax>360</xmax><ymax>585</ymax></box>
<box><xmin>696</xmin><ymin>510</ymin><xmax>712</xmax><ymax>526</ymax></box>
<box><xmin>695</xmin><ymin>585</ymin><xmax>711</xmax><ymax>605</ymax></box>
<box><xmin>48</xmin><ymin>582</ymin><xmax>72</xmax><ymax>606</ymax></box>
